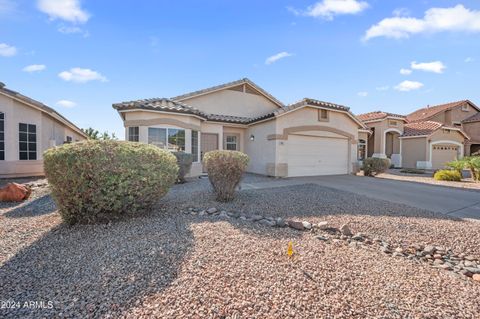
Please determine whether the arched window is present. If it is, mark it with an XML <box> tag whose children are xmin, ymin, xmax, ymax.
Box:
<box><xmin>358</xmin><ymin>139</ymin><xmax>366</xmax><ymax>161</ymax></box>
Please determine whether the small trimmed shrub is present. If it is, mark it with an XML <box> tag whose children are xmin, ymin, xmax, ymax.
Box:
<box><xmin>204</xmin><ymin>150</ymin><xmax>249</xmax><ymax>202</ymax></box>
<box><xmin>433</xmin><ymin>169</ymin><xmax>462</xmax><ymax>181</ymax></box>
<box><xmin>362</xmin><ymin>157</ymin><xmax>391</xmax><ymax>177</ymax></box>
<box><xmin>173</xmin><ymin>152</ymin><xmax>193</xmax><ymax>183</ymax></box>
<box><xmin>44</xmin><ymin>140</ymin><xmax>178</xmax><ymax>224</ymax></box>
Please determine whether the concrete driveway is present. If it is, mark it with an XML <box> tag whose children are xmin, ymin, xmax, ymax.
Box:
<box><xmin>241</xmin><ymin>175</ymin><xmax>480</xmax><ymax>220</ymax></box>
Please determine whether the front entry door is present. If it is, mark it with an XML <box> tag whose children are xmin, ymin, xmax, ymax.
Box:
<box><xmin>201</xmin><ymin>133</ymin><xmax>219</xmax><ymax>172</ymax></box>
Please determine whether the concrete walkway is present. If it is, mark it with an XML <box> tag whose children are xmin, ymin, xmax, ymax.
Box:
<box><xmin>241</xmin><ymin>175</ymin><xmax>480</xmax><ymax>220</ymax></box>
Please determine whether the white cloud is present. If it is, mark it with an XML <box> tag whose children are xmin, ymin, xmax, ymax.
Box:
<box><xmin>58</xmin><ymin>25</ymin><xmax>89</xmax><ymax>37</ymax></box>
<box><xmin>22</xmin><ymin>64</ymin><xmax>46</xmax><ymax>72</ymax></box>
<box><xmin>265</xmin><ymin>52</ymin><xmax>293</xmax><ymax>65</ymax></box>
<box><xmin>465</xmin><ymin>57</ymin><xmax>474</xmax><ymax>63</ymax></box>
<box><xmin>364</xmin><ymin>4</ymin><xmax>480</xmax><ymax>41</ymax></box>
<box><xmin>291</xmin><ymin>0</ymin><xmax>369</xmax><ymax>20</ymax></box>
<box><xmin>394</xmin><ymin>80</ymin><xmax>424</xmax><ymax>92</ymax></box>
<box><xmin>56</xmin><ymin>100</ymin><xmax>76</xmax><ymax>108</ymax></box>
<box><xmin>400</xmin><ymin>68</ymin><xmax>412</xmax><ymax>75</ymax></box>
<box><xmin>58</xmin><ymin>68</ymin><xmax>107</xmax><ymax>83</ymax></box>
<box><xmin>0</xmin><ymin>43</ymin><xmax>16</xmax><ymax>57</ymax></box>
<box><xmin>376</xmin><ymin>85</ymin><xmax>389</xmax><ymax>91</ymax></box>
<box><xmin>392</xmin><ymin>8</ymin><xmax>410</xmax><ymax>17</ymax></box>
<box><xmin>411</xmin><ymin>61</ymin><xmax>446</xmax><ymax>73</ymax></box>
<box><xmin>37</xmin><ymin>0</ymin><xmax>89</xmax><ymax>24</ymax></box>
<box><xmin>357</xmin><ymin>91</ymin><xmax>368</xmax><ymax>97</ymax></box>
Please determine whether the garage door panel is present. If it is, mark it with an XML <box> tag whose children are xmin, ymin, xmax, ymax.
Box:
<box><xmin>287</xmin><ymin>135</ymin><xmax>349</xmax><ymax>177</ymax></box>
<box><xmin>432</xmin><ymin>144</ymin><xmax>459</xmax><ymax>169</ymax></box>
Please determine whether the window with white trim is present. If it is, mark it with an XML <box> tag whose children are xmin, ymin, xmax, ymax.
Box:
<box><xmin>0</xmin><ymin>112</ymin><xmax>4</xmax><ymax>160</ymax></box>
<box><xmin>128</xmin><ymin>127</ymin><xmax>139</xmax><ymax>142</ymax></box>
<box><xmin>225</xmin><ymin>135</ymin><xmax>238</xmax><ymax>151</ymax></box>
<box><xmin>148</xmin><ymin>128</ymin><xmax>185</xmax><ymax>151</ymax></box>
<box><xmin>19</xmin><ymin>123</ymin><xmax>37</xmax><ymax>160</ymax></box>
<box><xmin>191</xmin><ymin>130</ymin><xmax>199</xmax><ymax>162</ymax></box>
<box><xmin>357</xmin><ymin>139</ymin><xmax>366</xmax><ymax>161</ymax></box>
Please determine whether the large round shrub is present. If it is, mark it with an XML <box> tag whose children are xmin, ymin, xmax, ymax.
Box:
<box><xmin>44</xmin><ymin>140</ymin><xmax>178</xmax><ymax>224</ymax></box>
<box><xmin>204</xmin><ymin>150</ymin><xmax>249</xmax><ymax>202</ymax></box>
<box><xmin>362</xmin><ymin>157</ymin><xmax>391</xmax><ymax>177</ymax></box>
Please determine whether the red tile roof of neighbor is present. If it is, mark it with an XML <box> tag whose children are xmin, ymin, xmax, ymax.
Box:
<box><xmin>401</xmin><ymin>121</ymin><xmax>469</xmax><ymax>138</ymax></box>
<box><xmin>463</xmin><ymin>112</ymin><xmax>480</xmax><ymax>123</ymax></box>
<box><xmin>406</xmin><ymin>100</ymin><xmax>477</xmax><ymax>123</ymax></box>
<box><xmin>356</xmin><ymin>111</ymin><xmax>406</xmax><ymax>122</ymax></box>
<box><xmin>402</xmin><ymin>121</ymin><xmax>443</xmax><ymax>137</ymax></box>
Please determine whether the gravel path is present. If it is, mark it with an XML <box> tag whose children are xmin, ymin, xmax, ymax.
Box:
<box><xmin>1</xmin><ymin>176</ymin><xmax>479</xmax><ymax>318</ymax></box>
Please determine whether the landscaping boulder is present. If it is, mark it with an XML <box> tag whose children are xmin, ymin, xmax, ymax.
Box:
<box><xmin>0</xmin><ymin>183</ymin><xmax>31</xmax><ymax>202</ymax></box>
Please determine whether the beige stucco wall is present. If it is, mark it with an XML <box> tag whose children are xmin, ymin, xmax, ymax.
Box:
<box><xmin>364</xmin><ymin>118</ymin><xmax>404</xmax><ymax>156</ymax></box>
<box><xmin>401</xmin><ymin>137</ymin><xmax>427</xmax><ymax>168</ymax></box>
<box><xmin>273</xmin><ymin>107</ymin><xmax>361</xmax><ymax>175</ymax></box>
<box><xmin>429</xmin><ymin>105</ymin><xmax>477</xmax><ymax>126</ymax></box>
<box><xmin>429</xmin><ymin>129</ymin><xmax>465</xmax><ymax>144</ymax></box>
<box><xmin>244</xmin><ymin>120</ymin><xmax>277</xmax><ymax>175</ymax></box>
<box><xmin>0</xmin><ymin>94</ymin><xmax>86</xmax><ymax>177</ymax></box>
<box><xmin>462</xmin><ymin>122</ymin><xmax>480</xmax><ymax>143</ymax></box>
<box><xmin>179</xmin><ymin>89</ymin><xmax>279</xmax><ymax>117</ymax></box>
<box><xmin>401</xmin><ymin>129</ymin><xmax>465</xmax><ymax>169</ymax></box>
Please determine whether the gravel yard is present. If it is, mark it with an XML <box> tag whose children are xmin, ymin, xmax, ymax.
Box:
<box><xmin>376</xmin><ymin>169</ymin><xmax>480</xmax><ymax>191</ymax></box>
<box><xmin>1</xmin><ymin>176</ymin><xmax>480</xmax><ymax>318</ymax></box>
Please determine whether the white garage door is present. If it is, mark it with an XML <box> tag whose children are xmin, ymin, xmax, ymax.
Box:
<box><xmin>287</xmin><ymin>135</ymin><xmax>349</xmax><ymax>177</ymax></box>
<box><xmin>432</xmin><ymin>144</ymin><xmax>459</xmax><ymax>169</ymax></box>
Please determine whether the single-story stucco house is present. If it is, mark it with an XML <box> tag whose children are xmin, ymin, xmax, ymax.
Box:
<box><xmin>0</xmin><ymin>82</ymin><xmax>88</xmax><ymax>178</ymax></box>
<box><xmin>113</xmin><ymin>78</ymin><xmax>370</xmax><ymax>177</ymax></box>
<box><xmin>358</xmin><ymin>100</ymin><xmax>479</xmax><ymax>169</ymax></box>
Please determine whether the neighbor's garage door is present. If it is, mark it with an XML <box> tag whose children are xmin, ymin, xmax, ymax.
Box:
<box><xmin>287</xmin><ymin>135</ymin><xmax>349</xmax><ymax>177</ymax></box>
<box><xmin>432</xmin><ymin>144</ymin><xmax>458</xmax><ymax>169</ymax></box>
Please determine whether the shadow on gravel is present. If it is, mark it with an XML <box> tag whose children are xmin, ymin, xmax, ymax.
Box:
<box><xmin>0</xmin><ymin>213</ymin><xmax>194</xmax><ymax>319</ymax></box>
<box><xmin>4</xmin><ymin>195</ymin><xmax>56</xmax><ymax>218</ymax></box>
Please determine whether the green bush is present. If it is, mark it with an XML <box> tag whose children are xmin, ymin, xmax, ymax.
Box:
<box><xmin>173</xmin><ymin>152</ymin><xmax>193</xmax><ymax>183</ymax></box>
<box><xmin>446</xmin><ymin>159</ymin><xmax>465</xmax><ymax>175</ymax></box>
<box><xmin>463</xmin><ymin>156</ymin><xmax>480</xmax><ymax>182</ymax></box>
<box><xmin>204</xmin><ymin>150</ymin><xmax>249</xmax><ymax>202</ymax></box>
<box><xmin>44</xmin><ymin>140</ymin><xmax>178</xmax><ymax>224</ymax></box>
<box><xmin>362</xmin><ymin>157</ymin><xmax>391</xmax><ymax>177</ymax></box>
<box><xmin>433</xmin><ymin>169</ymin><xmax>462</xmax><ymax>181</ymax></box>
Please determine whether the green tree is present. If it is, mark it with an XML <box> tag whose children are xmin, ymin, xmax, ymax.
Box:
<box><xmin>82</xmin><ymin>127</ymin><xmax>117</xmax><ymax>141</ymax></box>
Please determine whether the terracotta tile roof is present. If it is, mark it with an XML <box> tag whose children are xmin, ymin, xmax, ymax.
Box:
<box><xmin>171</xmin><ymin>78</ymin><xmax>285</xmax><ymax>107</ymax></box>
<box><xmin>357</xmin><ymin>111</ymin><xmax>406</xmax><ymax>122</ymax></box>
<box><xmin>406</xmin><ymin>100</ymin><xmax>473</xmax><ymax>122</ymax></box>
<box><xmin>0</xmin><ymin>82</ymin><xmax>88</xmax><ymax>138</ymax></box>
<box><xmin>462</xmin><ymin>112</ymin><xmax>480</xmax><ymax>124</ymax></box>
<box><xmin>282</xmin><ymin>98</ymin><xmax>367</xmax><ymax>128</ymax></box>
<box><xmin>286</xmin><ymin>98</ymin><xmax>350</xmax><ymax>112</ymax></box>
<box><xmin>113</xmin><ymin>97</ymin><xmax>208</xmax><ymax>117</ymax></box>
<box><xmin>401</xmin><ymin>121</ymin><xmax>443</xmax><ymax>137</ymax></box>
<box><xmin>113</xmin><ymin>97</ymin><xmax>275</xmax><ymax>124</ymax></box>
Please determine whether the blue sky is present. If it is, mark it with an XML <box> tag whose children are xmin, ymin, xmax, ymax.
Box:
<box><xmin>1</xmin><ymin>0</ymin><xmax>480</xmax><ymax>138</ymax></box>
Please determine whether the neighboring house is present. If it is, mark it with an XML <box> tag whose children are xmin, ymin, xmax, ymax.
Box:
<box><xmin>358</xmin><ymin>100</ymin><xmax>479</xmax><ymax>169</ymax></box>
<box><xmin>0</xmin><ymin>82</ymin><xmax>88</xmax><ymax>178</ymax></box>
<box><xmin>113</xmin><ymin>78</ymin><xmax>369</xmax><ymax>177</ymax></box>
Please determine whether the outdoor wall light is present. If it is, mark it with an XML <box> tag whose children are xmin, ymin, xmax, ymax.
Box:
<box><xmin>250</xmin><ymin>135</ymin><xmax>255</xmax><ymax>141</ymax></box>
